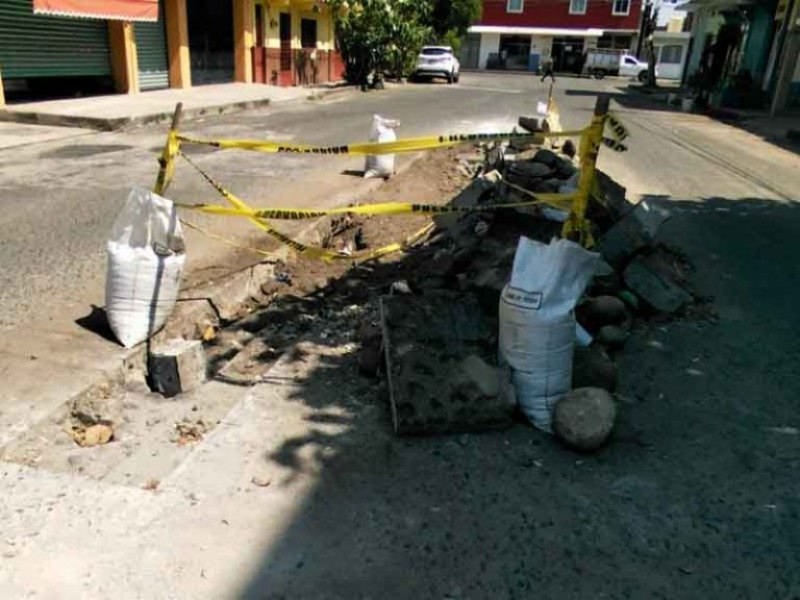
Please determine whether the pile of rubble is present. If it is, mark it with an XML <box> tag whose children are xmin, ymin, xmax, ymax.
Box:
<box><xmin>160</xmin><ymin>132</ymin><xmax>704</xmax><ymax>455</ymax></box>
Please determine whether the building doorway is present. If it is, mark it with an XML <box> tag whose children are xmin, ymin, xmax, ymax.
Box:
<box><xmin>252</xmin><ymin>3</ymin><xmax>266</xmax><ymax>83</ymax></box>
<box><xmin>279</xmin><ymin>12</ymin><xmax>292</xmax><ymax>86</ymax></box>
<box><xmin>552</xmin><ymin>37</ymin><xmax>585</xmax><ymax>73</ymax></box>
<box><xmin>499</xmin><ymin>35</ymin><xmax>531</xmax><ymax>70</ymax></box>
<box><xmin>187</xmin><ymin>0</ymin><xmax>234</xmax><ymax>85</ymax></box>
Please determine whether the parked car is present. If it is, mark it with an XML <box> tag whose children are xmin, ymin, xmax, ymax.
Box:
<box><xmin>413</xmin><ymin>46</ymin><xmax>460</xmax><ymax>83</ymax></box>
<box><xmin>583</xmin><ymin>49</ymin><xmax>655</xmax><ymax>82</ymax></box>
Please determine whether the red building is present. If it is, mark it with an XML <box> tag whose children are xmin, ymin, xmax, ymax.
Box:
<box><xmin>463</xmin><ymin>0</ymin><xmax>642</xmax><ymax>72</ymax></box>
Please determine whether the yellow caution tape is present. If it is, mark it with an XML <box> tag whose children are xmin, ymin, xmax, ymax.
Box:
<box><xmin>176</xmin><ymin>194</ymin><xmax>576</xmax><ymax>221</ymax></box>
<box><xmin>180</xmin><ymin>218</ymin><xmax>281</xmax><ymax>260</ymax></box>
<box><xmin>176</xmin><ymin>128</ymin><xmax>587</xmax><ymax>157</ymax></box>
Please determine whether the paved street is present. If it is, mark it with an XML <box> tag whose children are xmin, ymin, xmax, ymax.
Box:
<box><xmin>1</xmin><ymin>73</ymin><xmax>800</xmax><ymax>598</ymax></box>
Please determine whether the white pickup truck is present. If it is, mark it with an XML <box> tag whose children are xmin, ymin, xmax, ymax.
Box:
<box><xmin>583</xmin><ymin>49</ymin><xmax>654</xmax><ymax>82</ymax></box>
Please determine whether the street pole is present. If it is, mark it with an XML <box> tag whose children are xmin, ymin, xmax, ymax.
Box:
<box><xmin>636</xmin><ymin>2</ymin><xmax>652</xmax><ymax>59</ymax></box>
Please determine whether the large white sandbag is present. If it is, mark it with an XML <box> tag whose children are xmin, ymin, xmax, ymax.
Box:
<box><xmin>364</xmin><ymin>114</ymin><xmax>400</xmax><ymax>179</ymax></box>
<box><xmin>105</xmin><ymin>188</ymin><xmax>186</xmax><ymax>348</ymax></box>
<box><xmin>498</xmin><ymin>237</ymin><xmax>599</xmax><ymax>432</ymax></box>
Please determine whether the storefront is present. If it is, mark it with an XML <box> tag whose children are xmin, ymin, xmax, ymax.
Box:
<box><xmin>0</xmin><ymin>0</ymin><xmax>116</xmax><ymax>100</ymax></box>
<box><xmin>0</xmin><ymin>0</ymin><xmax>343</xmax><ymax>106</ymax></box>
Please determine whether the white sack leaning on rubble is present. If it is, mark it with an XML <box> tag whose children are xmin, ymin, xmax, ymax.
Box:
<box><xmin>364</xmin><ymin>115</ymin><xmax>400</xmax><ymax>179</ymax></box>
<box><xmin>499</xmin><ymin>237</ymin><xmax>599</xmax><ymax>432</ymax></box>
<box><xmin>105</xmin><ymin>188</ymin><xmax>186</xmax><ymax>348</ymax></box>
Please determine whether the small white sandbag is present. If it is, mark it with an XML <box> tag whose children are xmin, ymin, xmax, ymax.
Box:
<box><xmin>498</xmin><ymin>237</ymin><xmax>599</xmax><ymax>432</ymax></box>
<box><xmin>364</xmin><ymin>115</ymin><xmax>400</xmax><ymax>179</ymax></box>
<box><xmin>105</xmin><ymin>188</ymin><xmax>186</xmax><ymax>348</ymax></box>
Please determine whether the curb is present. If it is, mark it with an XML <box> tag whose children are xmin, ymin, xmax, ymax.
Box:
<box><xmin>0</xmin><ymin>98</ymin><xmax>273</xmax><ymax>132</ymax></box>
<box><xmin>0</xmin><ymin>86</ymin><xmax>355</xmax><ymax>133</ymax></box>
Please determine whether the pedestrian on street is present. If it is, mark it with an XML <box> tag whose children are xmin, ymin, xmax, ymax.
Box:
<box><xmin>541</xmin><ymin>56</ymin><xmax>555</xmax><ymax>83</ymax></box>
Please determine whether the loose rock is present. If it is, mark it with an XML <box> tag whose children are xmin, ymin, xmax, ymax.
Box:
<box><xmin>577</xmin><ymin>295</ymin><xmax>628</xmax><ymax>332</ymax></box>
<box><xmin>553</xmin><ymin>388</ymin><xmax>617</xmax><ymax>452</ymax></box>
<box><xmin>596</xmin><ymin>325</ymin><xmax>629</xmax><ymax>349</ymax></box>
<box><xmin>533</xmin><ymin>149</ymin><xmax>560</xmax><ymax>168</ymax></box>
<box><xmin>624</xmin><ymin>255</ymin><xmax>692</xmax><ymax>314</ymax></box>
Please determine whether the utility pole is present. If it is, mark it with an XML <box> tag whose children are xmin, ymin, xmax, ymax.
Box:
<box><xmin>771</xmin><ymin>0</ymin><xmax>800</xmax><ymax>115</ymax></box>
<box><xmin>636</xmin><ymin>2</ymin><xmax>652</xmax><ymax>59</ymax></box>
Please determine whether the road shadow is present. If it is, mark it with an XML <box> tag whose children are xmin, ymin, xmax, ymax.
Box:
<box><xmin>75</xmin><ymin>305</ymin><xmax>119</xmax><ymax>344</ymax></box>
<box><xmin>223</xmin><ymin>194</ymin><xmax>800</xmax><ymax>599</ymax></box>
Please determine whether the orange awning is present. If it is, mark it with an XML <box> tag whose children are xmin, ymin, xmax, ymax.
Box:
<box><xmin>33</xmin><ymin>0</ymin><xmax>158</xmax><ymax>22</ymax></box>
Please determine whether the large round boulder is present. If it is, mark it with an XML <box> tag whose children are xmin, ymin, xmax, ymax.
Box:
<box><xmin>553</xmin><ymin>388</ymin><xmax>617</xmax><ymax>452</ymax></box>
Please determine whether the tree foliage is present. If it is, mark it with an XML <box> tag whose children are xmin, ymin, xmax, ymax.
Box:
<box><xmin>327</xmin><ymin>0</ymin><xmax>481</xmax><ymax>85</ymax></box>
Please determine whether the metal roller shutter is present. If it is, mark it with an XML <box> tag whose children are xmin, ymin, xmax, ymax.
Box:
<box><xmin>0</xmin><ymin>0</ymin><xmax>111</xmax><ymax>79</ymax></box>
<box><xmin>136</xmin><ymin>1</ymin><xmax>168</xmax><ymax>90</ymax></box>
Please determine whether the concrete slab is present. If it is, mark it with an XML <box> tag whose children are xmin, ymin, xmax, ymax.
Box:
<box><xmin>0</xmin><ymin>122</ymin><xmax>93</xmax><ymax>150</ymax></box>
<box><xmin>0</xmin><ymin>83</ymin><xmax>326</xmax><ymax>131</ymax></box>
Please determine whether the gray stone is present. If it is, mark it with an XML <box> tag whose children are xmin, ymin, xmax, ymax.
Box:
<box><xmin>573</xmin><ymin>346</ymin><xmax>618</xmax><ymax>392</ymax></box>
<box><xmin>533</xmin><ymin>148</ymin><xmax>560</xmax><ymax>167</ymax></box>
<box><xmin>555</xmin><ymin>158</ymin><xmax>578</xmax><ymax>179</ymax></box>
<box><xmin>518</xmin><ymin>116</ymin><xmax>544</xmax><ymax>133</ymax></box>
<box><xmin>594</xmin><ymin>170</ymin><xmax>630</xmax><ymax>220</ymax></box>
<box><xmin>149</xmin><ymin>339</ymin><xmax>207</xmax><ymax>398</ymax></box>
<box><xmin>562</xmin><ymin>139</ymin><xmax>577</xmax><ymax>159</ymax></box>
<box><xmin>576</xmin><ymin>295</ymin><xmax>628</xmax><ymax>332</ymax></box>
<box><xmin>623</xmin><ymin>255</ymin><xmax>692</xmax><ymax>314</ymax></box>
<box><xmin>505</xmin><ymin>161</ymin><xmax>555</xmax><ymax>190</ymax></box>
<box><xmin>596</xmin><ymin>325</ymin><xmax>629</xmax><ymax>349</ymax></box>
<box><xmin>553</xmin><ymin>388</ymin><xmax>617</xmax><ymax>452</ymax></box>
<box><xmin>598</xmin><ymin>199</ymin><xmax>671</xmax><ymax>266</ymax></box>
<box><xmin>591</xmin><ymin>259</ymin><xmax>622</xmax><ymax>295</ymax></box>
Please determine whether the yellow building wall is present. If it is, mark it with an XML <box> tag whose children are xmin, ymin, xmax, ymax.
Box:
<box><xmin>260</xmin><ymin>0</ymin><xmax>334</xmax><ymax>50</ymax></box>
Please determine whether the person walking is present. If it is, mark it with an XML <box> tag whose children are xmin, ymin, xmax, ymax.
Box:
<box><xmin>540</xmin><ymin>55</ymin><xmax>555</xmax><ymax>83</ymax></box>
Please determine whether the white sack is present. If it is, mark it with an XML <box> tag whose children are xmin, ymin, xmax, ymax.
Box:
<box><xmin>499</xmin><ymin>237</ymin><xmax>599</xmax><ymax>432</ymax></box>
<box><xmin>364</xmin><ymin>114</ymin><xmax>400</xmax><ymax>179</ymax></box>
<box><xmin>105</xmin><ymin>188</ymin><xmax>186</xmax><ymax>348</ymax></box>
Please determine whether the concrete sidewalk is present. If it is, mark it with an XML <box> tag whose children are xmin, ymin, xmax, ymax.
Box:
<box><xmin>0</xmin><ymin>83</ymin><xmax>346</xmax><ymax>131</ymax></box>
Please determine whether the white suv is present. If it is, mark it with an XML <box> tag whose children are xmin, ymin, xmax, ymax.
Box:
<box><xmin>413</xmin><ymin>46</ymin><xmax>460</xmax><ymax>84</ymax></box>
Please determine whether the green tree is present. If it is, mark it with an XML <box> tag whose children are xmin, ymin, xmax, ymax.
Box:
<box><xmin>430</xmin><ymin>0</ymin><xmax>482</xmax><ymax>51</ymax></box>
<box><xmin>328</xmin><ymin>0</ymin><xmax>430</xmax><ymax>87</ymax></box>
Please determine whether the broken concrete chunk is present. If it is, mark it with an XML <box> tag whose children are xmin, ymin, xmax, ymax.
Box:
<box><xmin>623</xmin><ymin>255</ymin><xmax>692</xmax><ymax>314</ymax></box>
<box><xmin>518</xmin><ymin>116</ymin><xmax>544</xmax><ymax>133</ymax></box>
<box><xmin>598</xmin><ymin>199</ymin><xmax>671</xmax><ymax>266</ymax></box>
<box><xmin>553</xmin><ymin>387</ymin><xmax>617</xmax><ymax>452</ymax></box>
<box><xmin>381</xmin><ymin>292</ymin><xmax>512</xmax><ymax>435</ymax></box>
<box><xmin>555</xmin><ymin>158</ymin><xmax>578</xmax><ymax>179</ymax></box>
<box><xmin>149</xmin><ymin>339</ymin><xmax>207</xmax><ymax>398</ymax></box>
<box><xmin>532</xmin><ymin>149</ymin><xmax>560</xmax><ymax>168</ymax></box>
